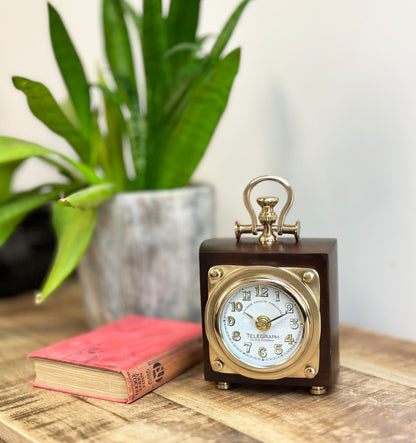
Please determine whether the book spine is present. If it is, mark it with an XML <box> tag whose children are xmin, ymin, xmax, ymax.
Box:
<box><xmin>123</xmin><ymin>337</ymin><xmax>203</xmax><ymax>403</ymax></box>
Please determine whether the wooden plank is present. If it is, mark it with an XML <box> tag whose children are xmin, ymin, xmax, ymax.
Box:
<box><xmin>157</xmin><ymin>364</ymin><xmax>416</xmax><ymax>442</ymax></box>
<box><xmin>0</xmin><ymin>379</ymin><xmax>256</xmax><ymax>443</ymax></box>
<box><xmin>1</xmin><ymin>281</ymin><xmax>416</xmax><ymax>442</ymax></box>
<box><xmin>0</xmin><ymin>282</ymin><xmax>256</xmax><ymax>443</ymax></box>
<box><xmin>340</xmin><ymin>324</ymin><xmax>416</xmax><ymax>388</ymax></box>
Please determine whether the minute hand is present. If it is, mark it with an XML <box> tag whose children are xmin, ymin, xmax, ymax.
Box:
<box><xmin>266</xmin><ymin>311</ymin><xmax>288</xmax><ymax>325</ymax></box>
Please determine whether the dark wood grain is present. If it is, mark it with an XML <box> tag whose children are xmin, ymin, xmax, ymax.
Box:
<box><xmin>0</xmin><ymin>280</ymin><xmax>415</xmax><ymax>442</ymax></box>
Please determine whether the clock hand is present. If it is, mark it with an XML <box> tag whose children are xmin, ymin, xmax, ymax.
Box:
<box><xmin>266</xmin><ymin>311</ymin><xmax>288</xmax><ymax>325</ymax></box>
<box><xmin>244</xmin><ymin>311</ymin><xmax>256</xmax><ymax>321</ymax></box>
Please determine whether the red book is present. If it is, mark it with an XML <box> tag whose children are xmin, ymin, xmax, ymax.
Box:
<box><xmin>28</xmin><ymin>315</ymin><xmax>203</xmax><ymax>403</ymax></box>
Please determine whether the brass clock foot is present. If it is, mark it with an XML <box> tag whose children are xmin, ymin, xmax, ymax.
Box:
<box><xmin>310</xmin><ymin>386</ymin><xmax>327</xmax><ymax>395</ymax></box>
<box><xmin>216</xmin><ymin>382</ymin><xmax>231</xmax><ymax>390</ymax></box>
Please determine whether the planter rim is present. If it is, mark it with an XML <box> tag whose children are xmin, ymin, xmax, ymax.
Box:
<box><xmin>109</xmin><ymin>182</ymin><xmax>212</xmax><ymax>199</ymax></box>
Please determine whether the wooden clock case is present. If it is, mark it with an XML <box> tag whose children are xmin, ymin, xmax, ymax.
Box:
<box><xmin>199</xmin><ymin>236</ymin><xmax>339</xmax><ymax>389</ymax></box>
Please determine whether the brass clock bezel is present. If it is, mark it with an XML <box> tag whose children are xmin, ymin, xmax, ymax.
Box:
<box><xmin>205</xmin><ymin>265</ymin><xmax>321</xmax><ymax>380</ymax></box>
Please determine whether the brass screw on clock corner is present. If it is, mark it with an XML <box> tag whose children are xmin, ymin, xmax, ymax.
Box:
<box><xmin>212</xmin><ymin>360</ymin><xmax>224</xmax><ymax>371</ymax></box>
<box><xmin>302</xmin><ymin>271</ymin><xmax>316</xmax><ymax>284</ymax></box>
<box><xmin>209</xmin><ymin>268</ymin><xmax>223</xmax><ymax>279</ymax></box>
<box><xmin>304</xmin><ymin>366</ymin><xmax>316</xmax><ymax>379</ymax></box>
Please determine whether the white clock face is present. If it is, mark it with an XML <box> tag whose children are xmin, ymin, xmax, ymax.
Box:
<box><xmin>218</xmin><ymin>283</ymin><xmax>305</xmax><ymax>369</ymax></box>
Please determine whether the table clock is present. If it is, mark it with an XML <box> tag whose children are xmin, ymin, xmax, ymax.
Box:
<box><xmin>199</xmin><ymin>176</ymin><xmax>339</xmax><ymax>395</ymax></box>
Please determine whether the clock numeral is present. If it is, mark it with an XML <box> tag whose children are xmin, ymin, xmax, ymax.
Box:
<box><xmin>274</xmin><ymin>344</ymin><xmax>283</xmax><ymax>355</ymax></box>
<box><xmin>285</xmin><ymin>334</ymin><xmax>295</xmax><ymax>345</ymax></box>
<box><xmin>255</xmin><ymin>286</ymin><xmax>268</xmax><ymax>297</ymax></box>
<box><xmin>242</xmin><ymin>291</ymin><xmax>251</xmax><ymax>301</ymax></box>
<box><xmin>285</xmin><ymin>303</ymin><xmax>294</xmax><ymax>314</ymax></box>
<box><xmin>290</xmin><ymin>318</ymin><xmax>299</xmax><ymax>329</ymax></box>
<box><xmin>232</xmin><ymin>331</ymin><xmax>241</xmax><ymax>341</ymax></box>
<box><xmin>227</xmin><ymin>316</ymin><xmax>235</xmax><ymax>326</ymax></box>
<box><xmin>231</xmin><ymin>302</ymin><xmax>243</xmax><ymax>312</ymax></box>
<box><xmin>244</xmin><ymin>342</ymin><xmax>252</xmax><ymax>353</ymax></box>
<box><xmin>275</xmin><ymin>290</ymin><xmax>280</xmax><ymax>302</ymax></box>
<box><xmin>258</xmin><ymin>347</ymin><xmax>267</xmax><ymax>358</ymax></box>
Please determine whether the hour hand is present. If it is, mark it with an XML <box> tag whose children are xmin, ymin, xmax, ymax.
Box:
<box><xmin>244</xmin><ymin>311</ymin><xmax>256</xmax><ymax>321</ymax></box>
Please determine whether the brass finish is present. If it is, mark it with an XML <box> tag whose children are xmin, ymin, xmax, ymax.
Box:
<box><xmin>255</xmin><ymin>315</ymin><xmax>272</xmax><ymax>331</ymax></box>
<box><xmin>212</xmin><ymin>360</ymin><xmax>224</xmax><ymax>371</ymax></box>
<box><xmin>209</xmin><ymin>268</ymin><xmax>223</xmax><ymax>279</ymax></box>
<box><xmin>205</xmin><ymin>265</ymin><xmax>321</xmax><ymax>380</ymax></box>
<box><xmin>310</xmin><ymin>386</ymin><xmax>327</xmax><ymax>395</ymax></box>
<box><xmin>257</xmin><ymin>197</ymin><xmax>278</xmax><ymax>244</ymax></box>
<box><xmin>302</xmin><ymin>271</ymin><xmax>316</xmax><ymax>284</ymax></box>
<box><xmin>216</xmin><ymin>382</ymin><xmax>231</xmax><ymax>390</ymax></box>
<box><xmin>235</xmin><ymin>176</ymin><xmax>300</xmax><ymax>243</ymax></box>
<box><xmin>304</xmin><ymin>366</ymin><xmax>317</xmax><ymax>379</ymax></box>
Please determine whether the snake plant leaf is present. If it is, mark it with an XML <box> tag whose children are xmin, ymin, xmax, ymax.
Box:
<box><xmin>36</xmin><ymin>203</ymin><xmax>96</xmax><ymax>303</ymax></box>
<box><xmin>94</xmin><ymin>76</ymin><xmax>128</xmax><ymax>189</ymax></box>
<box><xmin>165</xmin><ymin>0</ymin><xmax>200</xmax><ymax>75</ymax></box>
<box><xmin>0</xmin><ymin>137</ymin><xmax>54</xmax><ymax>164</ymax></box>
<box><xmin>154</xmin><ymin>48</ymin><xmax>241</xmax><ymax>189</ymax></box>
<box><xmin>102</xmin><ymin>101</ymin><xmax>125</xmax><ymax>188</ymax></box>
<box><xmin>162</xmin><ymin>42</ymin><xmax>202</xmax><ymax>61</ymax></box>
<box><xmin>58</xmin><ymin>182</ymin><xmax>116</xmax><ymax>209</ymax></box>
<box><xmin>121</xmin><ymin>1</ymin><xmax>142</xmax><ymax>39</ymax></box>
<box><xmin>0</xmin><ymin>184</ymin><xmax>79</xmax><ymax>246</ymax></box>
<box><xmin>60</xmin><ymin>97</ymin><xmax>81</xmax><ymax>132</ymax></box>
<box><xmin>162</xmin><ymin>0</ymin><xmax>250</xmax><ymax>127</ymax></box>
<box><xmin>142</xmin><ymin>0</ymin><xmax>171</xmax><ymax>120</ymax></box>
<box><xmin>103</xmin><ymin>0</ymin><xmax>138</xmax><ymax>108</ymax></box>
<box><xmin>209</xmin><ymin>0</ymin><xmax>250</xmax><ymax>62</ymax></box>
<box><xmin>12</xmin><ymin>77</ymin><xmax>91</xmax><ymax>163</ymax></box>
<box><xmin>166</xmin><ymin>0</ymin><xmax>199</xmax><ymax>47</ymax></box>
<box><xmin>128</xmin><ymin>105</ymin><xmax>147</xmax><ymax>189</ymax></box>
<box><xmin>0</xmin><ymin>136</ymin><xmax>103</xmax><ymax>185</ymax></box>
<box><xmin>0</xmin><ymin>192</ymin><xmax>55</xmax><ymax>246</ymax></box>
<box><xmin>0</xmin><ymin>161</ymin><xmax>20</xmax><ymax>204</ymax></box>
<box><xmin>48</xmin><ymin>3</ymin><xmax>90</xmax><ymax>139</ymax></box>
<box><xmin>112</xmin><ymin>73</ymin><xmax>139</xmax><ymax>111</ymax></box>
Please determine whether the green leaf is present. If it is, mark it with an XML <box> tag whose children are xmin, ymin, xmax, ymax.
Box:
<box><xmin>103</xmin><ymin>97</ymin><xmax>124</xmax><ymax>184</ymax></box>
<box><xmin>209</xmin><ymin>0</ymin><xmax>250</xmax><ymax>61</ymax></box>
<box><xmin>165</xmin><ymin>0</ymin><xmax>200</xmax><ymax>74</ymax></box>
<box><xmin>94</xmin><ymin>77</ymin><xmax>128</xmax><ymax>189</ymax></box>
<box><xmin>0</xmin><ymin>162</ymin><xmax>19</xmax><ymax>204</ymax></box>
<box><xmin>122</xmin><ymin>0</ymin><xmax>142</xmax><ymax>38</ymax></box>
<box><xmin>0</xmin><ymin>136</ymin><xmax>103</xmax><ymax>185</ymax></box>
<box><xmin>61</xmin><ymin>158</ymin><xmax>104</xmax><ymax>185</ymax></box>
<box><xmin>0</xmin><ymin>183</ymin><xmax>80</xmax><ymax>246</ymax></box>
<box><xmin>154</xmin><ymin>48</ymin><xmax>241</xmax><ymax>189</ymax></box>
<box><xmin>36</xmin><ymin>204</ymin><xmax>96</xmax><ymax>303</ymax></box>
<box><xmin>12</xmin><ymin>76</ymin><xmax>91</xmax><ymax>163</ymax></box>
<box><xmin>0</xmin><ymin>193</ymin><xmax>54</xmax><ymax>246</ymax></box>
<box><xmin>58</xmin><ymin>182</ymin><xmax>116</xmax><ymax>209</ymax></box>
<box><xmin>162</xmin><ymin>42</ymin><xmax>202</xmax><ymax>61</ymax></box>
<box><xmin>166</xmin><ymin>0</ymin><xmax>199</xmax><ymax>48</ymax></box>
<box><xmin>48</xmin><ymin>3</ymin><xmax>90</xmax><ymax>139</ymax></box>
<box><xmin>103</xmin><ymin>0</ymin><xmax>138</xmax><ymax>108</ymax></box>
<box><xmin>60</xmin><ymin>97</ymin><xmax>81</xmax><ymax>130</ymax></box>
<box><xmin>162</xmin><ymin>0</ymin><xmax>250</xmax><ymax>128</ymax></box>
<box><xmin>142</xmin><ymin>0</ymin><xmax>171</xmax><ymax>119</ymax></box>
<box><xmin>0</xmin><ymin>136</ymin><xmax>58</xmax><ymax>164</ymax></box>
<box><xmin>127</xmin><ymin>105</ymin><xmax>147</xmax><ymax>189</ymax></box>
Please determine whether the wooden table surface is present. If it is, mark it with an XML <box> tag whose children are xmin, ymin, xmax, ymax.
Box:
<box><xmin>1</xmin><ymin>280</ymin><xmax>415</xmax><ymax>443</ymax></box>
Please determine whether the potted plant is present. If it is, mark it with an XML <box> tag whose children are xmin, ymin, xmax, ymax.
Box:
<box><xmin>0</xmin><ymin>0</ymin><xmax>249</xmax><ymax>326</ymax></box>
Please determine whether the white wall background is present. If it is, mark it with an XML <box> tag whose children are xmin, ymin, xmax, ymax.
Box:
<box><xmin>1</xmin><ymin>1</ymin><xmax>415</xmax><ymax>341</ymax></box>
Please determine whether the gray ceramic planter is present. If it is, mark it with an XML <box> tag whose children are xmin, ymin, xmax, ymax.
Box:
<box><xmin>78</xmin><ymin>184</ymin><xmax>214</xmax><ymax>327</ymax></box>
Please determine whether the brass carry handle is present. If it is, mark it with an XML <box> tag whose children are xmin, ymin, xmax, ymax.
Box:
<box><xmin>235</xmin><ymin>175</ymin><xmax>300</xmax><ymax>244</ymax></box>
